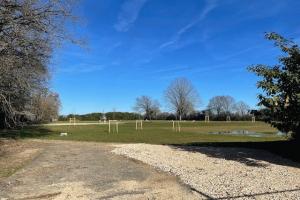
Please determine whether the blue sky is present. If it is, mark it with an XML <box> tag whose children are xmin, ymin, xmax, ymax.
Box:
<box><xmin>51</xmin><ymin>0</ymin><xmax>300</xmax><ymax>115</ymax></box>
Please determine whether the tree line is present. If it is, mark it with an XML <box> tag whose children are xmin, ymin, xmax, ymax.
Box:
<box><xmin>59</xmin><ymin>107</ymin><xmax>263</xmax><ymax>122</ymax></box>
<box><xmin>133</xmin><ymin>78</ymin><xmax>253</xmax><ymax>121</ymax></box>
<box><xmin>59</xmin><ymin>112</ymin><xmax>142</xmax><ymax>121</ymax></box>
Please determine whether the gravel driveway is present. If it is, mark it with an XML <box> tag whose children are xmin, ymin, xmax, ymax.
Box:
<box><xmin>113</xmin><ymin>144</ymin><xmax>300</xmax><ymax>200</ymax></box>
<box><xmin>0</xmin><ymin>140</ymin><xmax>200</xmax><ymax>199</ymax></box>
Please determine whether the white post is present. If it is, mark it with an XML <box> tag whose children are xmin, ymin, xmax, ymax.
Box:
<box><xmin>108</xmin><ymin>120</ymin><xmax>111</xmax><ymax>133</ymax></box>
<box><xmin>136</xmin><ymin>120</ymin><xmax>137</xmax><ymax>130</ymax></box>
<box><xmin>173</xmin><ymin>121</ymin><xmax>181</xmax><ymax>132</ymax></box>
<box><xmin>205</xmin><ymin>115</ymin><xmax>210</xmax><ymax>123</ymax></box>
<box><xmin>136</xmin><ymin>120</ymin><xmax>143</xmax><ymax>131</ymax></box>
<box><xmin>172</xmin><ymin>120</ymin><xmax>175</xmax><ymax>131</ymax></box>
<box><xmin>116</xmin><ymin>122</ymin><xmax>119</xmax><ymax>133</ymax></box>
<box><xmin>226</xmin><ymin>116</ymin><xmax>231</xmax><ymax>122</ymax></box>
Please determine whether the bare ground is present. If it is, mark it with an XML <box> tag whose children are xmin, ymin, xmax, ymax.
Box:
<box><xmin>0</xmin><ymin>139</ymin><xmax>41</xmax><ymax>179</ymax></box>
<box><xmin>0</xmin><ymin>140</ymin><xmax>201</xmax><ymax>199</ymax></box>
<box><xmin>2</xmin><ymin>139</ymin><xmax>300</xmax><ymax>200</ymax></box>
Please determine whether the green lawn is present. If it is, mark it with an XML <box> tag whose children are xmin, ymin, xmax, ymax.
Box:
<box><xmin>18</xmin><ymin>121</ymin><xmax>285</xmax><ymax>144</ymax></box>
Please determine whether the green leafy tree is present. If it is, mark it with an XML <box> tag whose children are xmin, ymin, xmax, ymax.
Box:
<box><xmin>248</xmin><ymin>32</ymin><xmax>300</xmax><ymax>141</ymax></box>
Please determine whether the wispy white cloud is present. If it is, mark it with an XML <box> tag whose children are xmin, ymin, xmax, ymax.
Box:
<box><xmin>159</xmin><ymin>0</ymin><xmax>218</xmax><ymax>49</ymax></box>
<box><xmin>114</xmin><ymin>0</ymin><xmax>148</xmax><ymax>32</ymax></box>
<box><xmin>106</xmin><ymin>42</ymin><xmax>122</xmax><ymax>55</ymax></box>
<box><xmin>58</xmin><ymin>63</ymin><xmax>105</xmax><ymax>74</ymax></box>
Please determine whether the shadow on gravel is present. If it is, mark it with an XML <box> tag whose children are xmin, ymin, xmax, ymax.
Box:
<box><xmin>171</xmin><ymin>140</ymin><xmax>300</xmax><ymax>168</ymax></box>
<box><xmin>0</xmin><ymin>126</ymin><xmax>54</xmax><ymax>139</ymax></box>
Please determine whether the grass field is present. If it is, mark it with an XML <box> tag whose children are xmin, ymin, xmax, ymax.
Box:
<box><xmin>17</xmin><ymin>121</ymin><xmax>285</xmax><ymax>144</ymax></box>
<box><xmin>3</xmin><ymin>120</ymin><xmax>299</xmax><ymax>162</ymax></box>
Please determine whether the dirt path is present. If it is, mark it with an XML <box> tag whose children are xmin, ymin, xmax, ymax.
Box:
<box><xmin>0</xmin><ymin>140</ymin><xmax>200</xmax><ymax>199</ymax></box>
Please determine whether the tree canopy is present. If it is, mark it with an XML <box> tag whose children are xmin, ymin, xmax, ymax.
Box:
<box><xmin>0</xmin><ymin>0</ymin><xmax>77</xmax><ymax>128</ymax></box>
<box><xmin>134</xmin><ymin>96</ymin><xmax>160</xmax><ymax>120</ymax></box>
<box><xmin>248</xmin><ymin>32</ymin><xmax>300</xmax><ymax>141</ymax></box>
<box><xmin>207</xmin><ymin>96</ymin><xmax>235</xmax><ymax>116</ymax></box>
<box><xmin>165</xmin><ymin>78</ymin><xmax>199</xmax><ymax>120</ymax></box>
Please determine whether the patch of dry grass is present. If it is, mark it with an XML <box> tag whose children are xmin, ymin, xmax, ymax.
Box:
<box><xmin>0</xmin><ymin>140</ymin><xmax>41</xmax><ymax>178</ymax></box>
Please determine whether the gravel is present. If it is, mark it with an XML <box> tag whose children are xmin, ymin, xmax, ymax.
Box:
<box><xmin>112</xmin><ymin>144</ymin><xmax>300</xmax><ymax>200</ymax></box>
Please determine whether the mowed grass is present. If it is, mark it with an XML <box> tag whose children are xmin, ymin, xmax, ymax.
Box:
<box><xmin>19</xmin><ymin>121</ymin><xmax>285</xmax><ymax>144</ymax></box>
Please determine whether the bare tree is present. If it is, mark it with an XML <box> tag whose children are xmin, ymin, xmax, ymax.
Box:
<box><xmin>134</xmin><ymin>96</ymin><xmax>160</xmax><ymax>120</ymax></box>
<box><xmin>165</xmin><ymin>78</ymin><xmax>199</xmax><ymax>120</ymax></box>
<box><xmin>234</xmin><ymin>101</ymin><xmax>250</xmax><ymax>116</ymax></box>
<box><xmin>222</xmin><ymin>96</ymin><xmax>235</xmax><ymax>115</ymax></box>
<box><xmin>0</xmin><ymin>0</ymin><xmax>78</xmax><ymax>128</ymax></box>
<box><xmin>207</xmin><ymin>96</ymin><xmax>224</xmax><ymax>116</ymax></box>
<box><xmin>31</xmin><ymin>91</ymin><xmax>61</xmax><ymax>122</ymax></box>
<box><xmin>207</xmin><ymin>95</ymin><xmax>235</xmax><ymax>116</ymax></box>
<box><xmin>151</xmin><ymin>100</ymin><xmax>160</xmax><ymax>120</ymax></box>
